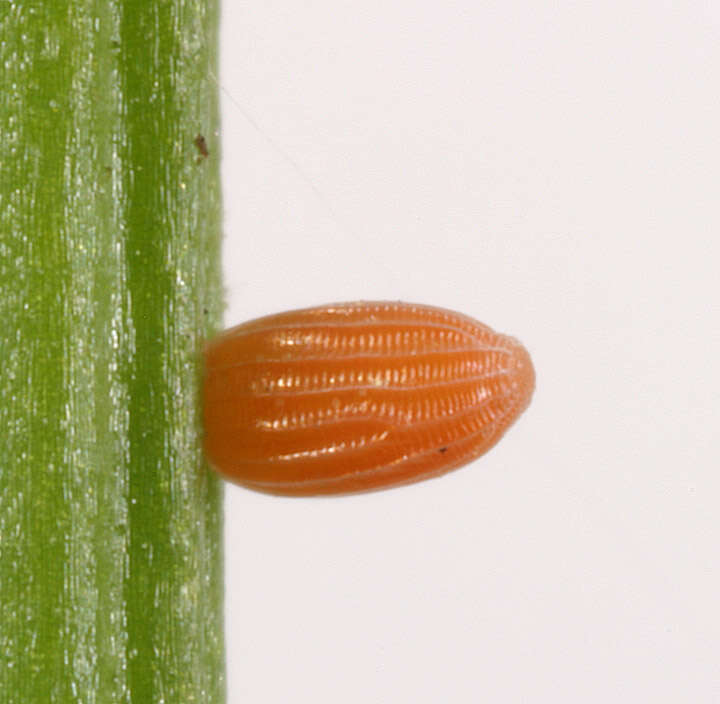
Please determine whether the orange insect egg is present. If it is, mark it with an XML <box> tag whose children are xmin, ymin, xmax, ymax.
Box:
<box><xmin>203</xmin><ymin>301</ymin><xmax>535</xmax><ymax>496</ymax></box>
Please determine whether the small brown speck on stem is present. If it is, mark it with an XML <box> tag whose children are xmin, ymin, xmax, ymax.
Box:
<box><xmin>194</xmin><ymin>134</ymin><xmax>209</xmax><ymax>162</ymax></box>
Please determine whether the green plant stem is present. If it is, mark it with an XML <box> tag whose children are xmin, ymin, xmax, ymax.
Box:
<box><xmin>0</xmin><ymin>2</ymin><xmax>225</xmax><ymax>702</ymax></box>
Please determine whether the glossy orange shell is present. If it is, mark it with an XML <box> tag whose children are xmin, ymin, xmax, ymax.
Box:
<box><xmin>203</xmin><ymin>301</ymin><xmax>534</xmax><ymax>496</ymax></box>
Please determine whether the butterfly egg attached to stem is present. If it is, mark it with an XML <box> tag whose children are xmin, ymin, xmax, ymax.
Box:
<box><xmin>203</xmin><ymin>301</ymin><xmax>535</xmax><ymax>496</ymax></box>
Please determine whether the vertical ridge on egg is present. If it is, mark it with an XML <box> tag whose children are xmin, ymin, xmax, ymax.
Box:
<box><xmin>203</xmin><ymin>301</ymin><xmax>534</xmax><ymax>496</ymax></box>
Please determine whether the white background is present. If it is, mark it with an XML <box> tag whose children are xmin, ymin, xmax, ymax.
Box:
<box><xmin>218</xmin><ymin>2</ymin><xmax>720</xmax><ymax>702</ymax></box>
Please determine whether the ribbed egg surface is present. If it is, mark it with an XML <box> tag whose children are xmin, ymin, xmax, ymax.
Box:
<box><xmin>203</xmin><ymin>301</ymin><xmax>535</xmax><ymax>496</ymax></box>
